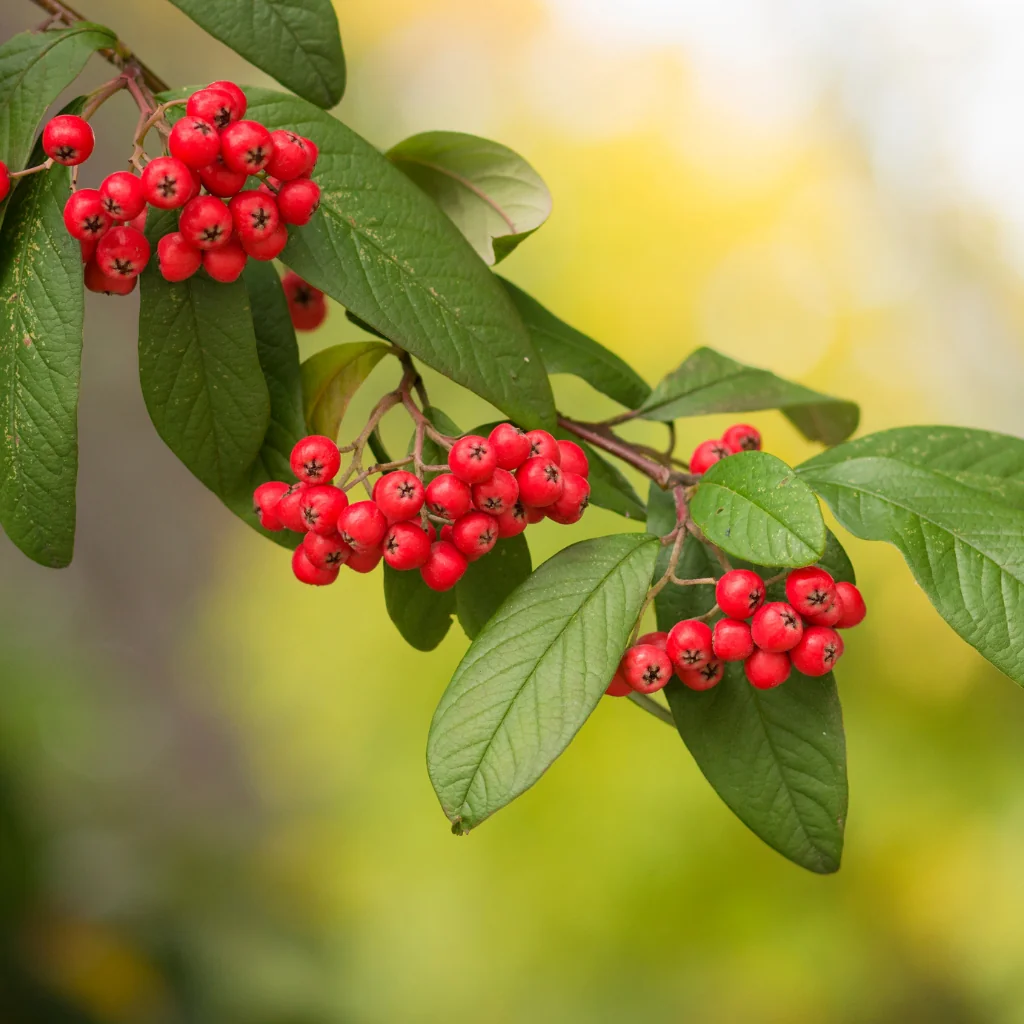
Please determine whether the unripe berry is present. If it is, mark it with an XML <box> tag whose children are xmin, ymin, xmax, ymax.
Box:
<box><xmin>290</xmin><ymin>435</ymin><xmax>340</xmax><ymax>483</ymax></box>
<box><xmin>240</xmin><ymin>223</ymin><xmax>287</xmax><ymax>261</ymax></box>
<box><xmin>744</xmin><ymin>649</ymin><xmax>791</xmax><ymax>689</ymax></box>
<box><xmin>220</xmin><ymin>120</ymin><xmax>274</xmax><ymax>174</ymax></box>
<box><xmin>276</xmin><ymin>178</ymin><xmax>320</xmax><ymax>225</ymax></box>
<box><xmin>186</xmin><ymin>87</ymin><xmax>238</xmax><ymax>130</ymax></box>
<box><xmin>421</xmin><ymin>540</ymin><xmax>468</xmax><ymax>591</ymax></box>
<box><xmin>373</xmin><ymin>470</ymin><xmax>425</xmax><ymax>522</ymax></box>
<box><xmin>275</xmin><ymin>483</ymin><xmax>308</xmax><ymax>532</ymax></box>
<box><xmin>291</xmin><ymin>545</ymin><xmax>338</xmax><ymax>586</ymax></box>
<box><xmin>495</xmin><ymin>500</ymin><xmax>528</xmax><ymax>538</ymax></box>
<box><xmin>546</xmin><ymin>472</ymin><xmax>589</xmax><ymax>525</ymax></box>
<box><xmin>198</xmin><ymin>155</ymin><xmax>247</xmax><ymax>197</ymax></box>
<box><xmin>515</xmin><ymin>457</ymin><xmax>563</xmax><ymax>507</ymax></box>
<box><xmin>834</xmin><ymin>581</ymin><xmax>867</xmax><ymax>629</ymax></box>
<box><xmin>556</xmin><ymin>440</ymin><xmax>589</xmax><ymax>477</ymax></box>
<box><xmin>425</xmin><ymin>473</ymin><xmax>472</xmax><ymax>521</ymax></box>
<box><xmin>63</xmin><ymin>189</ymin><xmax>110</xmax><ymax>241</ymax></box>
<box><xmin>95</xmin><ymin>226</ymin><xmax>150</xmax><ymax>279</ymax></box>
<box><xmin>712</xmin><ymin>618</ymin><xmax>754</xmax><ymax>662</ymax></box>
<box><xmin>750</xmin><ymin>602</ymin><xmax>804</xmax><ymax>653</ymax></box>
<box><xmin>722</xmin><ymin>424</ymin><xmax>762</xmax><ymax>453</ymax></box>
<box><xmin>785</xmin><ymin>566</ymin><xmax>837</xmax><ymax>619</ymax></box>
<box><xmin>298</xmin><ymin>484</ymin><xmax>348</xmax><ymax>535</ymax></box>
<box><xmin>666</xmin><ymin>618</ymin><xmax>713</xmax><ymax>671</ymax></box>
<box><xmin>252</xmin><ymin>480</ymin><xmax>289</xmax><ymax>530</ymax></box>
<box><xmin>472</xmin><ymin>468</ymin><xmax>518</xmax><ymax>516</ymax></box>
<box><xmin>266</xmin><ymin>130</ymin><xmax>312</xmax><ymax>180</ymax></box>
<box><xmin>0</xmin><ymin>162</ymin><xmax>9</xmax><ymax>204</ymax></box>
<box><xmin>605</xmin><ymin>669</ymin><xmax>632</xmax><ymax>697</ymax></box>
<box><xmin>636</xmin><ymin>631</ymin><xmax>669</xmax><ymax>651</ymax></box>
<box><xmin>488</xmin><ymin>423</ymin><xmax>531</xmax><ymax>470</ymax></box>
<box><xmin>202</xmin><ymin>240</ymin><xmax>247</xmax><ymax>282</ymax></box>
<box><xmin>337</xmin><ymin>500</ymin><xmax>388</xmax><ymax>552</ymax></box>
<box><xmin>715</xmin><ymin>569</ymin><xmax>765</xmax><ymax>620</ymax></box>
<box><xmin>157</xmin><ymin>232</ymin><xmax>202</xmax><ymax>282</ymax></box>
<box><xmin>169</xmin><ymin>116</ymin><xmax>220</xmax><ymax>168</ymax></box>
<box><xmin>42</xmin><ymin>114</ymin><xmax>93</xmax><ymax>165</ymax></box>
<box><xmin>98</xmin><ymin>172</ymin><xmax>146</xmax><ymax>222</ymax></box>
<box><xmin>690</xmin><ymin>439</ymin><xmax>730</xmax><ymax>475</ymax></box>
<box><xmin>525</xmin><ymin>429</ymin><xmax>560</xmax><ymax>462</ymax></box>
<box><xmin>383</xmin><ymin>521</ymin><xmax>432</xmax><ymax>570</ymax></box>
<box><xmin>229</xmin><ymin>191</ymin><xmax>280</xmax><ymax>244</ymax></box>
<box><xmin>448</xmin><ymin>435</ymin><xmax>497</xmax><ymax>484</ymax></box>
<box><xmin>791</xmin><ymin>626</ymin><xmax>845</xmax><ymax>677</ymax></box>
<box><xmin>302</xmin><ymin>531</ymin><xmax>352</xmax><ymax>570</ymax></box>
<box><xmin>679</xmin><ymin>660</ymin><xmax>725</xmax><ymax>691</ymax></box>
<box><xmin>451</xmin><ymin>511</ymin><xmax>498</xmax><ymax>561</ymax></box>
<box><xmin>179</xmin><ymin>196</ymin><xmax>233</xmax><ymax>251</ymax></box>
<box><xmin>83</xmin><ymin>260</ymin><xmax>136</xmax><ymax>295</ymax></box>
<box><xmin>141</xmin><ymin>156</ymin><xmax>194</xmax><ymax>209</ymax></box>
<box><xmin>621</xmin><ymin>644</ymin><xmax>674</xmax><ymax>694</ymax></box>
<box><xmin>346</xmin><ymin>547</ymin><xmax>383</xmax><ymax>574</ymax></box>
<box><xmin>207</xmin><ymin>80</ymin><xmax>247</xmax><ymax>118</ymax></box>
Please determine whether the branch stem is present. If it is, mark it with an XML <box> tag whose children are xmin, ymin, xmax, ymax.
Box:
<box><xmin>627</xmin><ymin>691</ymin><xmax>675</xmax><ymax>726</ymax></box>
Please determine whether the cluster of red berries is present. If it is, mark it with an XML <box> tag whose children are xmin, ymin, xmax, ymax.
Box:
<box><xmin>608</xmin><ymin>566</ymin><xmax>867</xmax><ymax>697</ymax></box>
<box><xmin>46</xmin><ymin>81</ymin><xmax>321</xmax><ymax>296</ymax></box>
<box><xmin>252</xmin><ymin>425</ymin><xmax>591</xmax><ymax>591</ymax></box>
<box><xmin>689</xmin><ymin>423</ymin><xmax>761</xmax><ymax>475</ymax></box>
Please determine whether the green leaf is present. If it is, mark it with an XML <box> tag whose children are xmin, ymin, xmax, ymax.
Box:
<box><xmin>428</xmin><ymin>533</ymin><xmax>659</xmax><ymax>831</ymax></box>
<box><xmin>383</xmin><ymin>564</ymin><xmax>455</xmax><ymax>652</ymax></box>
<box><xmin>499</xmin><ymin>278</ymin><xmax>651</xmax><ymax>409</ymax></box>
<box><xmin>165</xmin><ymin>0</ymin><xmax>345</xmax><ymax>107</ymax></box>
<box><xmin>0</xmin><ymin>155</ymin><xmax>82</xmax><ymax>567</ymax></box>
<box><xmin>240</xmin><ymin>89</ymin><xmax>556</xmax><ymax>430</ymax></box>
<box><xmin>665</xmin><ymin>664</ymin><xmax>847</xmax><ymax>874</ymax></box>
<box><xmin>798</xmin><ymin>426</ymin><xmax>1024</xmax><ymax>686</ymax></box>
<box><xmin>387</xmin><ymin>131</ymin><xmax>552</xmax><ymax>265</ymax></box>
<box><xmin>639</xmin><ymin>347</ymin><xmax>859</xmax><ymax>446</ymax></box>
<box><xmin>301</xmin><ymin>341</ymin><xmax>389</xmax><ymax>441</ymax></box>
<box><xmin>690</xmin><ymin>451</ymin><xmax>826</xmax><ymax>567</ymax></box>
<box><xmin>551</xmin><ymin>428</ymin><xmax>645</xmax><ymax>520</ymax></box>
<box><xmin>455</xmin><ymin>534</ymin><xmax>532</xmax><ymax>640</ymax></box>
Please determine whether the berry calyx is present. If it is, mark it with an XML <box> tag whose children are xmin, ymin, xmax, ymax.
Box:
<box><xmin>202</xmin><ymin>240</ymin><xmax>247</xmax><ymax>283</ymax></box>
<box><xmin>545</xmin><ymin>472</ymin><xmax>589</xmax><ymax>525</ymax></box>
<box><xmin>373</xmin><ymin>470</ymin><xmax>425</xmax><ymax>522</ymax></box>
<box><xmin>791</xmin><ymin>626</ymin><xmax>845</xmax><ymax>677</ymax></box>
<box><xmin>472</xmin><ymin>468</ymin><xmax>518</xmax><ymax>516</ymax></box>
<box><xmin>666</xmin><ymin>618</ymin><xmax>713</xmax><ymax>671</ymax></box>
<box><xmin>141</xmin><ymin>156</ymin><xmax>194</xmax><ymax>209</ymax></box>
<box><xmin>750</xmin><ymin>602</ymin><xmax>804</xmax><ymax>653</ymax></box>
<box><xmin>494</xmin><ymin>501</ymin><xmax>528</xmax><ymax>538</ymax></box>
<box><xmin>337</xmin><ymin>500</ymin><xmax>388</xmax><ymax>552</ymax></box>
<box><xmin>448</xmin><ymin>435</ymin><xmax>497</xmax><ymax>484</ymax></box>
<box><xmin>515</xmin><ymin>457</ymin><xmax>563</xmax><ymax>507</ymax></box>
<box><xmin>525</xmin><ymin>429</ymin><xmax>560</xmax><ymax>462</ymax></box>
<box><xmin>290</xmin><ymin>435</ymin><xmax>341</xmax><ymax>484</ymax></box>
<box><xmin>83</xmin><ymin>260</ymin><xmax>136</xmax><ymax>295</ymax></box>
<box><xmin>42</xmin><ymin>115</ymin><xmax>94</xmax><ymax>165</ymax></box>
<box><xmin>198</xmin><ymin>156</ymin><xmax>248</xmax><ymax>198</ymax></box>
<box><xmin>157</xmin><ymin>232</ymin><xmax>202</xmax><ymax>282</ymax></box>
<box><xmin>451</xmin><ymin>511</ymin><xmax>498</xmax><ymax>561</ymax></box>
<box><xmin>179</xmin><ymin>195</ymin><xmax>233</xmax><ymax>250</ymax></box>
<box><xmin>556</xmin><ymin>440</ymin><xmax>589</xmax><ymax>477</ymax></box>
<box><xmin>744</xmin><ymin>649</ymin><xmax>791</xmax><ymax>689</ymax></box>
<box><xmin>206</xmin><ymin>80</ymin><xmax>247</xmax><ymax>119</ymax></box>
<box><xmin>383</xmin><ymin>521</ymin><xmax>432</xmax><ymax>570</ymax></box>
<box><xmin>297</xmin><ymin>484</ymin><xmax>348</xmax><ymax>535</ymax></box>
<box><xmin>266</xmin><ymin>130</ymin><xmax>312</xmax><ymax>180</ymax></box>
<box><xmin>63</xmin><ymin>189</ymin><xmax>110</xmax><ymax>242</ymax></box>
<box><xmin>302</xmin><ymin>532</ymin><xmax>352</xmax><ymax>570</ymax></box>
<box><xmin>425</xmin><ymin>473</ymin><xmax>472</xmax><ymax>521</ymax></box>
<box><xmin>690</xmin><ymin>439</ymin><xmax>730</xmax><ymax>475</ymax></box>
<box><xmin>275</xmin><ymin>484</ymin><xmax>309</xmax><ymax>532</ymax></box>
<box><xmin>276</xmin><ymin>178</ymin><xmax>320</xmax><ymax>225</ymax></box>
<box><xmin>94</xmin><ymin>226</ymin><xmax>150</xmax><ymax>279</ymax></box>
<box><xmin>169</xmin><ymin>115</ymin><xmax>220</xmax><ymax>168</ymax></box>
<box><xmin>229</xmin><ymin>191</ymin><xmax>280</xmax><ymax>244</ymax></box>
<box><xmin>488</xmin><ymin>423</ymin><xmax>531</xmax><ymax>470</ymax></box>
<box><xmin>605</xmin><ymin>669</ymin><xmax>632</xmax><ymax>697</ymax></box>
<box><xmin>291</xmin><ymin>545</ymin><xmax>338</xmax><ymax>586</ymax></box>
<box><xmin>722</xmin><ymin>424</ymin><xmax>762</xmax><ymax>453</ymax></box>
<box><xmin>186</xmin><ymin>88</ymin><xmax>237</xmax><ymax>130</ymax></box>
<box><xmin>834</xmin><ymin>582</ymin><xmax>866</xmax><ymax>629</ymax></box>
<box><xmin>621</xmin><ymin>644</ymin><xmax>674</xmax><ymax>694</ymax></box>
<box><xmin>715</xmin><ymin>569</ymin><xmax>766</xmax><ymax>620</ymax></box>
<box><xmin>785</xmin><ymin>567</ymin><xmax>837</xmax><ymax>618</ymax></box>
<box><xmin>712</xmin><ymin>618</ymin><xmax>754</xmax><ymax>662</ymax></box>
<box><xmin>220</xmin><ymin>120</ymin><xmax>274</xmax><ymax>174</ymax></box>
<box><xmin>98</xmin><ymin>172</ymin><xmax>146</xmax><ymax>222</ymax></box>
<box><xmin>253</xmin><ymin>480</ymin><xmax>289</xmax><ymax>530</ymax></box>
<box><xmin>420</xmin><ymin>541</ymin><xmax>468</xmax><ymax>591</ymax></box>
<box><xmin>679</xmin><ymin>660</ymin><xmax>725</xmax><ymax>691</ymax></box>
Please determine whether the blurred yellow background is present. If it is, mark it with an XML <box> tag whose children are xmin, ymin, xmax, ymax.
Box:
<box><xmin>2</xmin><ymin>1</ymin><xmax>1024</xmax><ymax>1021</ymax></box>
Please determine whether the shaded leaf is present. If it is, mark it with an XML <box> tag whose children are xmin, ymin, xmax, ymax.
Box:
<box><xmin>301</xmin><ymin>341</ymin><xmax>389</xmax><ymax>441</ymax></box>
<box><xmin>383</xmin><ymin>564</ymin><xmax>455</xmax><ymax>652</ymax></box>
<box><xmin>455</xmin><ymin>534</ymin><xmax>532</xmax><ymax>639</ymax></box>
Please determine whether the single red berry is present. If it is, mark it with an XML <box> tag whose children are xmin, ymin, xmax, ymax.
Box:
<box><xmin>690</xmin><ymin>439</ymin><xmax>730</xmax><ymax>475</ymax></box>
<box><xmin>745</xmin><ymin>649</ymin><xmax>791</xmax><ymax>689</ymax></box>
<box><xmin>722</xmin><ymin>424</ymin><xmax>762</xmax><ymax>453</ymax></box>
<box><xmin>440</xmin><ymin>524</ymin><xmax>454</xmax><ymax>543</ymax></box>
<box><xmin>220</xmin><ymin>120</ymin><xmax>274</xmax><ymax>174</ymax></box>
<box><xmin>834</xmin><ymin>581</ymin><xmax>866</xmax><ymax>629</ymax></box>
<box><xmin>451</xmin><ymin>511</ymin><xmax>497</xmax><ymax>561</ymax></box>
<box><xmin>472</xmin><ymin>468</ymin><xmax>518</xmax><ymax>516</ymax></box>
<box><xmin>179</xmin><ymin>196</ymin><xmax>233</xmax><ymax>251</ymax></box>
<box><xmin>300</xmin><ymin>137</ymin><xmax>319</xmax><ymax>176</ymax></box>
<box><xmin>298</xmin><ymin>484</ymin><xmax>348</xmax><ymax>535</ymax></box>
<box><xmin>637</xmin><ymin>631</ymin><xmax>670</xmax><ymax>651</ymax></box>
<box><xmin>207</xmin><ymin>80</ymin><xmax>247</xmax><ymax>118</ymax></box>
<box><xmin>258</xmin><ymin>175</ymin><xmax>282</xmax><ymax>198</ymax></box>
<box><xmin>556</xmin><ymin>440</ymin><xmax>589</xmax><ymax>477</ymax></box>
<box><xmin>373</xmin><ymin>470</ymin><xmax>424</xmax><ymax>522</ymax></box>
<box><xmin>290</xmin><ymin>435</ymin><xmax>341</xmax><ymax>483</ymax></box>
<box><xmin>157</xmin><ymin>232</ymin><xmax>202</xmax><ymax>282</ymax></box>
<box><xmin>515</xmin><ymin>457</ymin><xmax>563</xmax><ymax>507</ymax></box>
<box><xmin>382</xmin><ymin>521</ymin><xmax>432</xmax><ymax>570</ymax></box>
<box><xmin>128</xmin><ymin>208</ymin><xmax>147</xmax><ymax>234</ymax></box>
<box><xmin>715</xmin><ymin>569</ymin><xmax>766</xmax><ymax>620</ymax></box>
<box><xmin>805</xmin><ymin>600</ymin><xmax>842</xmax><ymax>628</ymax></box>
<box><xmin>95</xmin><ymin>226</ymin><xmax>150</xmax><ymax>279</ymax></box>
<box><xmin>276</xmin><ymin>178</ymin><xmax>320</xmax><ymax>225</ymax></box>
<box><xmin>425</xmin><ymin>473</ymin><xmax>472</xmax><ymax>521</ymax></box>
<box><xmin>253</xmin><ymin>480</ymin><xmax>289</xmax><ymax>530</ymax></box>
<box><xmin>63</xmin><ymin>189</ymin><xmax>110</xmax><ymax>242</ymax></box>
<box><xmin>186</xmin><ymin>88</ymin><xmax>238</xmax><ymax>130</ymax></box>
<box><xmin>785</xmin><ymin>566</ymin><xmax>838</xmax><ymax>618</ymax></box>
<box><xmin>525</xmin><ymin>429</ymin><xmax>560</xmax><ymax>462</ymax></box>
<box><xmin>679</xmin><ymin>660</ymin><xmax>725</xmax><ymax>691</ymax></box>
<box><xmin>292</xmin><ymin>545</ymin><xmax>338</xmax><ymax>586</ymax></box>
<box><xmin>281</xmin><ymin>271</ymin><xmax>321</xmax><ymax>305</ymax></box>
<box><xmin>750</xmin><ymin>602</ymin><xmax>804</xmax><ymax>653</ymax></box>
<box><xmin>169</xmin><ymin>116</ymin><xmax>220</xmax><ymax>168</ymax></box>
<box><xmin>712</xmin><ymin>618</ymin><xmax>754</xmax><ymax>662</ymax></box>
<box><xmin>83</xmin><ymin>260</ymin><xmax>136</xmax><ymax>295</ymax></box>
<box><xmin>666</xmin><ymin>619</ymin><xmax>714</xmax><ymax>671</ymax></box>
<box><xmin>80</xmin><ymin>239</ymin><xmax>96</xmax><ymax>264</ymax></box>
<box><xmin>605</xmin><ymin>668</ymin><xmax>632</xmax><ymax>697</ymax></box>
<box><xmin>229</xmin><ymin>191</ymin><xmax>280</xmax><ymax>244</ymax></box>
<box><xmin>266</xmin><ymin>130</ymin><xmax>311</xmax><ymax>180</ymax></box>
<box><xmin>302</xmin><ymin>531</ymin><xmax>352</xmax><ymax>570</ymax></box>
<box><xmin>275</xmin><ymin>483</ymin><xmax>309</xmax><ymax>532</ymax></box>
<box><xmin>42</xmin><ymin>115</ymin><xmax>93</xmax><ymax>165</ymax></box>
<box><xmin>186</xmin><ymin>167</ymin><xmax>203</xmax><ymax>202</ymax></box>
<box><xmin>202</xmin><ymin>240</ymin><xmax>247</xmax><ymax>283</ymax></box>
<box><xmin>141</xmin><ymin>156</ymin><xmax>193</xmax><ymax>209</ymax></box>
<box><xmin>240</xmin><ymin>222</ymin><xmax>287</xmax><ymax>261</ymax></box>
<box><xmin>448</xmin><ymin>435</ymin><xmax>497</xmax><ymax>484</ymax></box>
<box><xmin>495</xmin><ymin>500</ymin><xmax>528</xmax><ymax>538</ymax></box>
<box><xmin>791</xmin><ymin>626</ymin><xmax>845</xmax><ymax>677</ymax></box>
<box><xmin>198</xmin><ymin>156</ymin><xmax>248</xmax><ymax>197</ymax></box>
<box><xmin>289</xmin><ymin>294</ymin><xmax>327</xmax><ymax>331</ymax></box>
<box><xmin>420</xmin><ymin>540</ymin><xmax>468</xmax><ymax>591</ymax></box>
<box><xmin>546</xmin><ymin>472</ymin><xmax>589</xmax><ymax>525</ymax></box>
<box><xmin>337</xmin><ymin>500</ymin><xmax>388</xmax><ymax>552</ymax></box>
<box><xmin>346</xmin><ymin>547</ymin><xmax>383</xmax><ymax>574</ymax></box>
<box><xmin>0</xmin><ymin>162</ymin><xmax>9</xmax><ymax>203</ymax></box>
<box><xmin>621</xmin><ymin>644</ymin><xmax>674</xmax><ymax>694</ymax></box>
<box><xmin>488</xmin><ymin>423</ymin><xmax>531</xmax><ymax>470</ymax></box>
<box><xmin>98</xmin><ymin>172</ymin><xmax>146</xmax><ymax>222</ymax></box>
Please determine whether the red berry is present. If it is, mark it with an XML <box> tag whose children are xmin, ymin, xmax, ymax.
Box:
<box><xmin>80</xmin><ymin>239</ymin><xmax>95</xmax><ymax>264</ymax></box>
<box><xmin>240</xmin><ymin>223</ymin><xmax>287</xmax><ymax>261</ymax></box>
<box><xmin>346</xmin><ymin>547</ymin><xmax>383</xmax><ymax>574</ymax></box>
<box><xmin>220</xmin><ymin>120</ymin><xmax>274</xmax><ymax>174</ymax></box>
<box><xmin>525</xmin><ymin>506</ymin><xmax>546</xmax><ymax>525</ymax></box>
<box><xmin>715</xmin><ymin>569</ymin><xmax>765</xmax><ymax>620</ymax></box>
<box><xmin>292</xmin><ymin>545</ymin><xmax>338</xmax><ymax>586</ymax></box>
<box><xmin>289</xmin><ymin>294</ymin><xmax>326</xmax><ymax>331</ymax></box>
<box><xmin>276</xmin><ymin>178</ymin><xmax>320</xmax><ymax>225</ymax></box>
<box><xmin>94</xmin><ymin>226</ymin><xmax>150</xmax><ymax>279</ymax></box>
<box><xmin>448</xmin><ymin>435</ymin><xmax>497</xmax><ymax>484</ymax></box>
<box><xmin>525</xmin><ymin>429</ymin><xmax>560</xmax><ymax>462</ymax></box>
<box><xmin>420</xmin><ymin>540</ymin><xmax>468</xmax><ymax>591</ymax></box>
<box><xmin>425</xmin><ymin>473</ymin><xmax>472</xmax><ymax>521</ymax></box>
<box><xmin>202</xmin><ymin>240</ymin><xmax>247</xmax><ymax>283</ymax></box>
<box><xmin>229</xmin><ymin>190</ymin><xmax>280</xmax><ymax>244</ymax></box>
<box><xmin>679</xmin><ymin>660</ymin><xmax>725</xmax><ymax>691</ymax></box>
<box><xmin>98</xmin><ymin>172</ymin><xmax>146</xmax><ymax>222</ymax></box>
<box><xmin>337</xmin><ymin>500</ymin><xmax>388</xmax><ymax>552</ymax></box>
<box><xmin>266</xmin><ymin>130</ymin><xmax>312</xmax><ymax>180</ymax></box>
<box><xmin>157</xmin><ymin>232</ymin><xmax>202</xmax><ymax>282</ymax></box>
<box><xmin>451</xmin><ymin>511</ymin><xmax>498</xmax><ymax>561</ymax></box>
<box><xmin>637</xmin><ymin>631</ymin><xmax>669</xmax><ymax>650</ymax></box>
<box><xmin>666</xmin><ymin>618</ymin><xmax>714</xmax><ymax>671</ymax></box>
<box><xmin>252</xmin><ymin>480</ymin><xmax>289</xmax><ymax>530</ymax></box>
<box><xmin>290</xmin><ymin>435</ymin><xmax>341</xmax><ymax>483</ymax></box>
<box><xmin>750</xmin><ymin>602</ymin><xmax>804</xmax><ymax>653</ymax></box>
<box><xmin>0</xmin><ymin>162</ymin><xmax>9</xmax><ymax>203</ymax></box>
<box><xmin>169</xmin><ymin>115</ymin><xmax>220</xmax><ymax>168</ymax></box>
<box><xmin>179</xmin><ymin>196</ymin><xmax>233</xmax><ymax>251</ymax></box>
<box><xmin>186</xmin><ymin>88</ymin><xmax>238</xmax><ymax>131</ymax></box>
<box><xmin>373</xmin><ymin>470</ymin><xmax>424</xmax><ymax>522</ymax></box>
<box><xmin>805</xmin><ymin>601</ymin><xmax>842</xmax><ymax>628</ymax></box>
<box><xmin>621</xmin><ymin>644</ymin><xmax>674</xmax><ymax>694</ymax></box>
<box><xmin>834</xmin><ymin>581</ymin><xmax>866</xmax><ymax>629</ymax></box>
<box><xmin>128</xmin><ymin>208</ymin><xmax>148</xmax><ymax>234</ymax></box>
<box><xmin>486</xmin><ymin>424</ymin><xmax>528</xmax><ymax>470</ymax></box>
<box><xmin>690</xmin><ymin>439</ymin><xmax>730</xmax><ymax>475</ymax></box>
<box><xmin>302</xmin><ymin>531</ymin><xmax>352</xmax><ymax>570</ymax></box>
<box><xmin>281</xmin><ymin>271</ymin><xmax>321</xmax><ymax>305</ymax></box>
<box><xmin>785</xmin><ymin>567</ymin><xmax>837</xmax><ymax>619</ymax></box>
<box><xmin>556</xmin><ymin>440</ymin><xmax>589</xmax><ymax>477</ymax></box>
<box><xmin>515</xmin><ymin>457</ymin><xmax>563</xmax><ymax>507</ymax></box>
<box><xmin>495</xmin><ymin>500</ymin><xmax>528</xmax><ymax>538</ymax></box>
<box><xmin>712</xmin><ymin>618</ymin><xmax>754</xmax><ymax>662</ymax></box>
<box><xmin>722</xmin><ymin>424</ymin><xmax>762</xmax><ymax>453</ymax></box>
<box><xmin>791</xmin><ymin>626</ymin><xmax>844</xmax><ymax>677</ymax></box>
<box><xmin>62</xmin><ymin>189</ymin><xmax>110</xmax><ymax>241</ymax></box>
<box><xmin>275</xmin><ymin>483</ymin><xmax>309</xmax><ymax>532</ymax></box>
<box><xmin>141</xmin><ymin>156</ymin><xmax>194</xmax><ymax>209</ymax></box>
<box><xmin>297</xmin><ymin>484</ymin><xmax>348</xmax><ymax>535</ymax></box>
<box><xmin>207</xmin><ymin>80</ymin><xmax>247</xmax><ymax>118</ymax></box>
<box><xmin>198</xmin><ymin>156</ymin><xmax>248</xmax><ymax>197</ymax></box>
<box><xmin>472</xmin><ymin>468</ymin><xmax>518</xmax><ymax>516</ymax></box>
<box><xmin>383</xmin><ymin>521</ymin><xmax>432</xmax><ymax>570</ymax></box>
<box><xmin>300</xmin><ymin>138</ymin><xmax>319</xmax><ymax>176</ymax></box>
<box><xmin>42</xmin><ymin>115</ymin><xmax>93</xmax><ymax>165</ymax></box>
<box><xmin>83</xmin><ymin>260</ymin><xmax>136</xmax><ymax>295</ymax></box>
<box><xmin>744</xmin><ymin>649</ymin><xmax>791</xmax><ymax>689</ymax></box>
<box><xmin>546</xmin><ymin>472</ymin><xmax>589</xmax><ymax>525</ymax></box>
<box><xmin>605</xmin><ymin>668</ymin><xmax>632</xmax><ymax>697</ymax></box>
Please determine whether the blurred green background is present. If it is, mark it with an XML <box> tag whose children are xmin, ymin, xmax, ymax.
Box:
<box><xmin>3</xmin><ymin>1</ymin><xmax>1024</xmax><ymax>1021</ymax></box>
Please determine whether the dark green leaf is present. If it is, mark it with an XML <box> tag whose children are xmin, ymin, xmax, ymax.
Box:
<box><xmin>798</xmin><ymin>426</ymin><xmax>1024</xmax><ymax>685</ymax></box>
<box><xmin>301</xmin><ymin>341</ymin><xmax>389</xmax><ymax>441</ymax></box>
<box><xmin>455</xmin><ymin>534</ymin><xmax>532</xmax><ymax>639</ymax></box>
<box><xmin>428</xmin><ymin>533</ymin><xmax>659</xmax><ymax>831</ymax></box>
<box><xmin>553</xmin><ymin>428</ymin><xmax>645</xmax><ymax>520</ymax></box>
<box><xmin>344</xmin><ymin>309</ymin><xmax>390</xmax><ymax>341</ymax></box>
<box><xmin>383</xmin><ymin>564</ymin><xmax>455</xmax><ymax>652</ymax></box>
<box><xmin>666</xmin><ymin>664</ymin><xmax>847</xmax><ymax>873</ymax></box>
<box><xmin>388</xmin><ymin>131</ymin><xmax>552</xmax><ymax>265</ymax></box>
<box><xmin>499</xmin><ymin>278</ymin><xmax>650</xmax><ymax>409</ymax></box>
<box><xmin>639</xmin><ymin>347</ymin><xmax>859</xmax><ymax>446</ymax></box>
<box><xmin>166</xmin><ymin>0</ymin><xmax>345</xmax><ymax>107</ymax></box>
<box><xmin>690</xmin><ymin>451</ymin><xmax>826</xmax><ymax>567</ymax></box>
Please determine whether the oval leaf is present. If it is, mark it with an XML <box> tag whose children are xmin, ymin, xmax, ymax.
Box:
<box><xmin>690</xmin><ymin>451</ymin><xmax>826</xmax><ymax>567</ymax></box>
<box><xmin>428</xmin><ymin>532</ymin><xmax>659</xmax><ymax>831</ymax></box>
<box><xmin>166</xmin><ymin>0</ymin><xmax>345</xmax><ymax>107</ymax></box>
<box><xmin>798</xmin><ymin>426</ymin><xmax>1024</xmax><ymax>686</ymax></box>
<box><xmin>639</xmin><ymin>347</ymin><xmax>859</xmax><ymax>446</ymax></box>
<box><xmin>388</xmin><ymin>131</ymin><xmax>552</xmax><ymax>265</ymax></box>
<box><xmin>301</xmin><ymin>341</ymin><xmax>389</xmax><ymax>441</ymax></box>
<box><xmin>383</xmin><ymin>564</ymin><xmax>455</xmax><ymax>652</ymax></box>
<box><xmin>455</xmin><ymin>534</ymin><xmax>532</xmax><ymax>640</ymax></box>
<box><xmin>665</xmin><ymin>665</ymin><xmax>848</xmax><ymax>874</ymax></box>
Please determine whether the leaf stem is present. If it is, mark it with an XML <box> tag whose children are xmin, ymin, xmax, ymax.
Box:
<box><xmin>627</xmin><ymin>691</ymin><xmax>675</xmax><ymax>726</ymax></box>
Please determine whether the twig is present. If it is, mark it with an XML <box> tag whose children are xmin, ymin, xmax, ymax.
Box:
<box><xmin>10</xmin><ymin>158</ymin><xmax>53</xmax><ymax>179</ymax></box>
<box><xmin>629</xmin><ymin>526</ymin><xmax>687</xmax><ymax>644</ymax></box>
<box><xmin>627</xmin><ymin>691</ymin><xmax>675</xmax><ymax>726</ymax></box>
<box><xmin>342</xmin><ymin>456</ymin><xmax>414</xmax><ymax>493</ymax></box>
<box><xmin>669</xmin><ymin>576</ymin><xmax>716</xmax><ymax>587</ymax></box>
